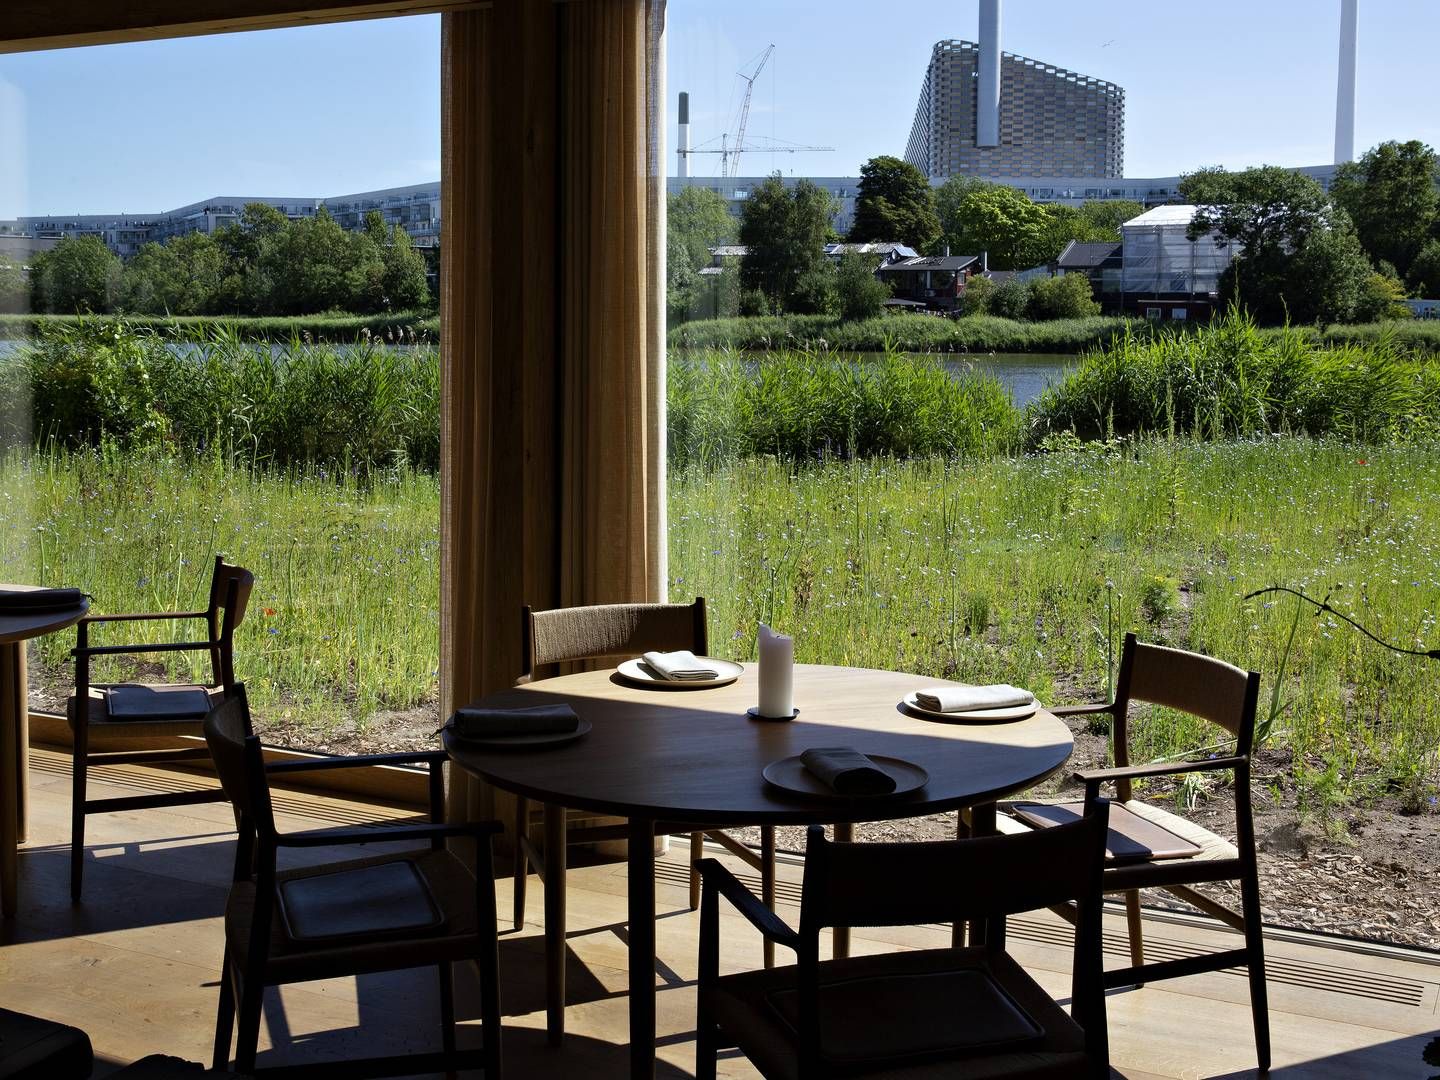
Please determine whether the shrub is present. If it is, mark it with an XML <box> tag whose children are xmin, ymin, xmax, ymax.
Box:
<box><xmin>959</xmin><ymin>275</ymin><xmax>995</xmax><ymax>316</ymax></box>
<box><xmin>836</xmin><ymin>255</ymin><xmax>891</xmax><ymax>322</ymax></box>
<box><xmin>988</xmin><ymin>278</ymin><xmax>1031</xmax><ymax>320</ymax></box>
<box><xmin>1354</xmin><ymin>272</ymin><xmax>1413</xmax><ymax>322</ymax></box>
<box><xmin>1139</xmin><ymin>576</ymin><xmax>1179</xmax><ymax>624</ymax></box>
<box><xmin>1026</xmin><ymin>273</ymin><xmax>1101</xmax><ymax>320</ymax></box>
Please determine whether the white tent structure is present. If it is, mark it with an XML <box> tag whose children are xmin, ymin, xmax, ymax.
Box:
<box><xmin>1120</xmin><ymin>204</ymin><xmax>1235</xmax><ymax>319</ymax></box>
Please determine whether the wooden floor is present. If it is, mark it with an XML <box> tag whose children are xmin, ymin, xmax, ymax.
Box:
<box><xmin>2</xmin><ymin>747</ymin><xmax>1438</xmax><ymax>1078</ymax></box>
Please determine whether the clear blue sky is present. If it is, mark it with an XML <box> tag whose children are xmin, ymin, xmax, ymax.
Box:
<box><xmin>1</xmin><ymin>1</ymin><xmax>1437</xmax><ymax>217</ymax></box>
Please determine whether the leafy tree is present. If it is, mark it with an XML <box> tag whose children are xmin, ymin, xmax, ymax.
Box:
<box><xmin>213</xmin><ymin>203</ymin><xmax>291</xmax><ymax>313</ymax></box>
<box><xmin>30</xmin><ymin>235</ymin><xmax>121</xmax><ymax>314</ymax></box>
<box><xmin>1331</xmin><ymin>140</ymin><xmax>1440</xmax><ymax>278</ymax></box>
<box><xmin>935</xmin><ymin>175</ymin><xmax>992</xmax><ymax>255</ymax></box>
<box><xmin>360</xmin><ymin>210</ymin><xmax>430</xmax><ymax>312</ymax></box>
<box><xmin>1075</xmin><ymin>199</ymin><xmax>1144</xmax><ymax>238</ymax></box>
<box><xmin>1026</xmin><ymin>273</ymin><xmax>1101</xmax><ymax>320</ymax></box>
<box><xmin>120</xmin><ymin>233</ymin><xmax>225</xmax><ymax>315</ymax></box>
<box><xmin>942</xmin><ymin>186</ymin><xmax>1049</xmax><ymax>270</ymax></box>
<box><xmin>835</xmin><ymin>253</ymin><xmax>890</xmax><ymax>321</ymax></box>
<box><xmin>0</xmin><ymin>254</ymin><xmax>28</xmax><ymax>313</ymax></box>
<box><xmin>1354</xmin><ymin>272</ymin><xmax>1412</xmax><ymax>321</ymax></box>
<box><xmin>1407</xmin><ymin>238</ymin><xmax>1440</xmax><ymax>297</ymax></box>
<box><xmin>738</xmin><ymin>175</ymin><xmax>834</xmax><ymax>314</ymax></box>
<box><xmin>1183</xmin><ymin>166</ymin><xmax>1373</xmax><ymax>324</ymax></box>
<box><xmin>848</xmin><ymin>155</ymin><xmax>940</xmax><ymax>251</ymax></box>
<box><xmin>667</xmin><ymin>187</ymin><xmax>733</xmax><ymax>321</ymax></box>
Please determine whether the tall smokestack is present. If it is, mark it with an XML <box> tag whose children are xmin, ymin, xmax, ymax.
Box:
<box><xmin>977</xmin><ymin>0</ymin><xmax>1002</xmax><ymax>148</ymax></box>
<box><xmin>1334</xmin><ymin>0</ymin><xmax>1357</xmax><ymax>164</ymax></box>
<box><xmin>677</xmin><ymin>91</ymin><xmax>692</xmax><ymax>178</ymax></box>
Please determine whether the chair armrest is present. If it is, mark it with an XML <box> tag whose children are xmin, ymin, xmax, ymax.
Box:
<box><xmin>696</xmin><ymin>858</ymin><xmax>800</xmax><ymax>949</ymax></box>
<box><xmin>80</xmin><ymin>611</ymin><xmax>209</xmax><ymax>626</ymax></box>
<box><xmin>266</xmin><ymin>750</ymin><xmax>448</xmax><ymax>774</ymax></box>
<box><xmin>275</xmin><ymin>821</ymin><xmax>502</xmax><ymax>848</ymax></box>
<box><xmin>1076</xmin><ymin>756</ymin><xmax>1247</xmax><ymax>795</ymax></box>
<box><xmin>1048</xmin><ymin>702</ymin><xmax>1115</xmax><ymax>718</ymax></box>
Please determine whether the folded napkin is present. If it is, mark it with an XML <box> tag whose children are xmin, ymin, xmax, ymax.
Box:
<box><xmin>0</xmin><ymin>587</ymin><xmax>86</xmax><ymax>613</ymax></box>
<box><xmin>641</xmin><ymin>649</ymin><xmax>719</xmax><ymax>681</ymax></box>
<box><xmin>800</xmin><ymin>747</ymin><xmax>897</xmax><ymax>797</ymax></box>
<box><xmin>914</xmin><ymin>683</ymin><xmax>1035</xmax><ymax>713</ymax></box>
<box><xmin>449</xmin><ymin>704</ymin><xmax>580</xmax><ymax>739</ymax></box>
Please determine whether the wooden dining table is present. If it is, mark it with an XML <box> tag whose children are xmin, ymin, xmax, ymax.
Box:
<box><xmin>0</xmin><ymin>586</ymin><xmax>90</xmax><ymax>916</ymax></box>
<box><xmin>445</xmin><ymin>662</ymin><xmax>1074</xmax><ymax>1080</ymax></box>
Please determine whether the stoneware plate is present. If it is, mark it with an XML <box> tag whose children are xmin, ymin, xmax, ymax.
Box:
<box><xmin>901</xmin><ymin>692</ymin><xmax>1038</xmax><ymax>724</ymax></box>
<box><xmin>762</xmin><ymin>754</ymin><xmax>928</xmax><ymax>801</ymax></box>
<box><xmin>616</xmin><ymin>656</ymin><xmax>744</xmax><ymax>689</ymax></box>
<box><xmin>444</xmin><ymin>718</ymin><xmax>592</xmax><ymax>751</ymax></box>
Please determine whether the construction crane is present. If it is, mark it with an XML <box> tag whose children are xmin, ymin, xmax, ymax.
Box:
<box><xmin>680</xmin><ymin>45</ymin><xmax>834</xmax><ymax>178</ymax></box>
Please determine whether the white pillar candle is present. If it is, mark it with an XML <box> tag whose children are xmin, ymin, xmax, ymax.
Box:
<box><xmin>757</xmin><ymin>623</ymin><xmax>794</xmax><ymax>718</ymax></box>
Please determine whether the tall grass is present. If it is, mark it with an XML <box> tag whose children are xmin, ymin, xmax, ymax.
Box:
<box><xmin>1030</xmin><ymin>311</ymin><xmax>1440</xmax><ymax>444</ymax></box>
<box><xmin>0</xmin><ymin>311</ymin><xmax>439</xmax><ymax>343</ymax></box>
<box><xmin>668</xmin><ymin>346</ymin><xmax>1022</xmax><ymax>468</ymax></box>
<box><xmin>670</xmin><ymin>313</ymin><xmax>1136</xmax><ymax>354</ymax></box>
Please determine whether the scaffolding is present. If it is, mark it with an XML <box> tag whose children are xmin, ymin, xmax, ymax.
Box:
<box><xmin>1120</xmin><ymin>205</ymin><xmax>1233</xmax><ymax>300</ymax></box>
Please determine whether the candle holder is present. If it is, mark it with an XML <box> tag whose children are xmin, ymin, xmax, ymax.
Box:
<box><xmin>746</xmin><ymin>707</ymin><xmax>799</xmax><ymax>722</ymax></box>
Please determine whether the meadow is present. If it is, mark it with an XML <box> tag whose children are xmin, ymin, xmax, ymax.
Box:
<box><xmin>4</xmin><ymin>438</ymin><xmax>1438</xmax><ymax>815</ymax></box>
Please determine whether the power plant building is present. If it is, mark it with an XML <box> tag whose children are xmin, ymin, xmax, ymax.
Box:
<box><xmin>905</xmin><ymin>19</ymin><xmax>1124</xmax><ymax>179</ymax></box>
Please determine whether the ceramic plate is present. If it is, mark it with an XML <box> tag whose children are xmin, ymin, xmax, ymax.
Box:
<box><xmin>762</xmin><ymin>754</ymin><xmax>928</xmax><ymax>801</ymax></box>
<box><xmin>444</xmin><ymin>717</ymin><xmax>592</xmax><ymax>751</ymax></box>
<box><xmin>901</xmin><ymin>692</ymin><xmax>1038</xmax><ymax>723</ymax></box>
<box><xmin>616</xmin><ymin>656</ymin><xmax>744</xmax><ymax>689</ymax></box>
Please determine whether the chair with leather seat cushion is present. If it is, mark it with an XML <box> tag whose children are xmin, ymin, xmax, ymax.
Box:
<box><xmin>999</xmin><ymin>631</ymin><xmax>1270</xmax><ymax>1073</ymax></box>
<box><xmin>694</xmin><ymin>800</ymin><xmax>1111</xmax><ymax>1080</ymax></box>
<box><xmin>68</xmin><ymin>555</ymin><xmax>255</xmax><ymax>901</ymax></box>
<box><xmin>0</xmin><ymin>1007</ymin><xmax>93</xmax><ymax>1079</ymax></box>
<box><xmin>514</xmin><ymin>599</ymin><xmax>783</xmax><ymax>962</ymax></box>
<box><xmin>203</xmin><ymin>686</ymin><xmax>502</xmax><ymax>1077</ymax></box>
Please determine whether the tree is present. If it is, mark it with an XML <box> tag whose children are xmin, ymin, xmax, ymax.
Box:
<box><xmin>0</xmin><ymin>254</ymin><xmax>27</xmax><ymax>314</ymax></box>
<box><xmin>959</xmin><ymin>274</ymin><xmax>995</xmax><ymax>316</ymax></box>
<box><xmin>988</xmin><ymin>277</ymin><xmax>1031</xmax><ymax>320</ymax></box>
<box><xmin>30</xmin><ymin>235</ymin><xmax>121</xmax><ymax>314</ymax></box>
<box><xmin>1354</xmin><ymin>272</ymin><xmax>1412</xmax><ymax>322</ymax></box>
<box><xmin>120</xmin><ymin>233</ymin><xmax>225</xmax><ymax>315</ymax></box>
<box><xmin>1026</xmin><ymin>273</ymin><xmax>1101</xmax><ymax>320</ymax></box>
<box><xmin>738</xmin><ymin>175</ymin><xmax>834</xmax><ymax>314</ymax></box>
<box><xmin>1331</xmin><ymin>140</ymin><xmax>1439</xmax><ymax>279</ymax></box>
<box><xmin>1183</xmin><ymin>166</ymin><xmax>1373</xmax><ymax>324</ymax></box>
<box><xmin>667</xmin><ymin>187</ymin><xmax>733</xmax><ymax>321</ymax></box>
<box><xmin>835</xmin><ymin>253</ymin><xmax>890</xmax><ymax>321</ymax></box>
<box><xmin>935</xmin><ymin>175</ymin><xmax>992</xmax><ymax>254</ymax></box>
<box><xmin>359</xmin><ymin>210</ymin><xmax>429</xmax><ymax>312</ymax></box>
<box><xmin>213</xmin><ymin>203</ymin><xmax>291</xmax><ymax>313</ymax></box>
<box><xmin>1075</xmin><ymin>199</ymin><xmax>1144</xmax><ymax>238</ymax></box>
<box><xmin>941</xmin><ymin>186</ymin><xmax>1050</xmax><ymax>270</ymax></box>
<box><xmin>1407</xmin><ymin>238</ymin><xmax>1440</xmax><ymax>297</ymax></box>
<box><xmin>848</xmin><ymin>155</ymin><xmax>940</xmax><ymax>251</ymax></box>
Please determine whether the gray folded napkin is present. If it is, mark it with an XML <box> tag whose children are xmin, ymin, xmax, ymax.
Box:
<box><xmin>641</xmin><ymin>649</ymin><xmax>719</xmax><ymax>681</ymax></box>
<box><xmin>913</xmin><ymin>683</ymin><xmax>1035</xmax><ymax>713</ymax></box>
<box><xmin>800</xmin><ymin>747</ymin><xmax>897</xmax><ymax>796</ymax></box>
<box><xmin>0</xmin><ymin>587</ymin><xmax>86</xmax><ymax>612</ymax></box>
<box><xmin>449</xmin><ymin>704</ymin><xmax>580</xmax><ymax>738</ymax></box>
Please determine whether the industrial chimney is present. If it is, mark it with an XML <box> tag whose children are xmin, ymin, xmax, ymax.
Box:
<box><xmin>1334</xmin><ymin>0</ymin><xmax>1357</xmax><ymax>164</ymax></box>
<box><xmin>977</xmin><ymin>0</ymin><xmax>1002</xmax><ymax>148</ymax></box>
<box><xmin>677</xmin><ymin>91</ymin><xmax>692</xmax><ymax>178</ymax></box>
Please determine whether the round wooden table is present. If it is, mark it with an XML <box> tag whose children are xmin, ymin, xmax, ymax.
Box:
<box><xmin>446</xmin><ymin>662</ymin><xmax>1074</xmax><ymax>1079</ymax></box>
<box><xmin>0</xmin><ymin>587</ymin><xmax>90</xmax><ymax>916</ymax></box>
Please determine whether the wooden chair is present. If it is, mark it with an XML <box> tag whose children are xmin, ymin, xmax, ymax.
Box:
<box><xmin>68</xmin><ymin>555</ymin><xmax>255</xmax><ymax>900</ymax></box>
<box><xmin>203</xmin><ymin>685</ymin><xmax>502</xmax><ymax>1077</ymax></box>
<box><xmin>514</xmin><ymin>599</ymin><xmax>780</xmax><ymax>958</ymax></box>
<box><xmin>1000</xmin><ymin>631</ymin><xmax>1270</xmax><ymax>1072</ymax></box>
<box><xmin>695</xmin><ymin>800</ymin><xmax>1111</xmax><ymax>1080</ymax></box>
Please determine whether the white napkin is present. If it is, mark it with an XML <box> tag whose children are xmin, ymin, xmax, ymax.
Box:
<box><xmin>642</xmin><ymin>650</ymin><xmax>719</xmax><ymax>681</ymax></box>
<box><xmin>914</xmin><ymin>683</ymin><xmax>1035</xmax><ymax>713</ymax></box>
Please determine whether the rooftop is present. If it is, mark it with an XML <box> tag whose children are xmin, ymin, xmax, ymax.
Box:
<box><xmin>1123</xmin><ymin>204</ymin><xmax>1202</xmax><ymax>228</ymax></box>
<box><xmin>1056</xmin><ymin>240</ymin><xmax>1124</xmax><ymax>268</ymax></box>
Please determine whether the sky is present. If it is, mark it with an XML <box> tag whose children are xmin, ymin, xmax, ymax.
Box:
<box><xmin>1</xmin><ymin>1</ymin><xmax>1438</xmax><ymax>217</ymax></box>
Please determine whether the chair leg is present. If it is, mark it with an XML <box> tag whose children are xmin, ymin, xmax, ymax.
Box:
<box><xmin>438</xmin><ymin>961</ymin><xmax>456</xmax><ymax>1056</ymax></box>
<box><xmin>761</xmin><ymin>825</ymin><xmax>776</xmax><ymax>970</ymax></box>
<box><xmin>235</xmin><ymin>979</ymin><xmax>265</xmax><ymax>1074</ymax></box>
<box><xmin>688</xmin><ymin>832</ymin><xmax>703</xmax><ymax>911</ymax></box>
<box><xmin>1240</xmin><ymin>869</ymin><xmax>1271</xmax><ymax>1071</ymax></box>
<box><xmin>212</xmin><ymin>954</ymin><xmax>235</xmax><ymax>1072</ymax></box>
<box><xmin>512</xmin><ymin>797</ymin><xmax>529</xmax><ymax>930</ymax></box>
<box><xmin>69</xmin><ymin>745</ymin><xmax>87</xmax><ymax>902</ymax></box>
<box><xmin>1124</xmin><ymin>889</ymin><xmax>1145</xmax><ymax>985</ymax></box>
